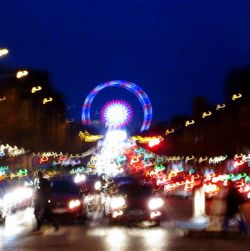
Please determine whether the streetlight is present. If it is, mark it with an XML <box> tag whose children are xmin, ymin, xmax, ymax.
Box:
<box><xmin>185</xmin><ymin>120</ymin><xmax>195</xmax><ymax>127</ymax></box>
<box><xmin>232</xmin><ymin>93</ymin><xmax>242</xmax><ymax>101</ymax></box>
<box><xmin>43</xmin><ymin>97</ymin><xmax>53</xmax><ymax>104</ymax></box>
<box><xmin>165</xmin><ymin>128</ymin><xmax>175</xmax><ymax>135</ymax></box>
<box><xmin>216</xmin><ymin>104</ymin><xmax>226</xmax><ymax>110</ymax></box>
<box><xmin>16</xmin><ymin>70</ymin><xmax>29</xmax><ymax>79</ymax></box>
<box><xmin>31</xmin><ymin>86</ymin><xmax>42</xmax><ymax>93</ymax></box>
<box><xmin>202</xmin><ymin>111</ymin><xmax>212</xmax><ymax>118</ymax></box>
<box><xmin>0</xmin><ymin>48</ymin><xmax>9</xmax><ymax>57</ymax></box>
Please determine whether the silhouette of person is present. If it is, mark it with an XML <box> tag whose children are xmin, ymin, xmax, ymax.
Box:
<box><xmin>33</xmin><ymin>171</ymin><xmax>59</xmax><ymax>231</ymax></box>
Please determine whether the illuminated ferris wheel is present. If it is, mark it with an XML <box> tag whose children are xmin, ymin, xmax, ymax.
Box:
<box><xmin>82</xmin><ymin>80</ymin><xmax>153</xmax><ymax>132</ymax></box>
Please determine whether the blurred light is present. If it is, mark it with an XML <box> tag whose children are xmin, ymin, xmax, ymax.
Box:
<box><xmin>79</xmin><ymin>130</ymin><xmax>103</xmax><ymax>142</ymax></box>
<box><xmin>16</xmin><ymin>70</ymin><xmax>28</xmax><ymax>79</ymax></box>
<box><xmin>3</xmin><ymin>187</ymin><xmax>33</xmax><ymax>207</ymax></box>
<box><xmin>233</xmin><ymin>160</ymin><xmax>245</xmax><ymax>168</ymax></box>
<box><xmin>110</xmin><ymin>196</ymin><xmax>126</xmax><ymax>209</ymax></box>
<box><xmin>185</xmin><ymin>120</ymin><xmax>195</xmax><ymax>127</ymax></box>
<box><xmin>150</xmin><ymin>211</ymin><xmax>161</xmax><ymax>218</ymax></box>
<box><xmin>68</xmin><ymin>199</ymin><xmax>81</xmax><ymax>209</ymax></box>
<box><xmin>193</xmin><ymin>188</ymin><xmax>206</xmax><ymax>221</ymax></box>
<box><xmin>142</xmin><ymin>229</ymin><xmax>169</xmax><ymax>249</ymax></box>
<box><xmin>105</xmin><ymin>228</ymin><xmax>127</xmax><ymax>250</ymax></box>
<box><xmin>42</xmin><ymin>97</ymin><xmax>53</xmax><ymax>104</ymax></box>
<box><xmin>31</xmin><ymin>86</ymin><xmax>42</xmax><ymax>93</ymax></box>
<box><xmin>0</xmin><ymin>48</ymin><xmax>9</xmax><ymax>57</ymax></box>
<box><xmin>105</xmin><ymin>130</ymin><xmax>127</xmax><ymax>142</ymax></box>
<box><xmin>0</xmin><ymin>96</ymin><xmax>6</xmax><ymax>102</ymax></box>
<box><xmin>3</xmin><ymin>208</ymin><xmax>35</xmax><ymax>237</ymax></box>
<box><xmin>232</xmin><ymin>93</ymin><xmax>242</xmax><ymax>101</ymax></box>
<box><xmin>198</xmin><ymin>156</ymin><xmax>208</xmax><ymax>163</ymax></box>
<box><xmin>39</xmin><ymin>157</ymin><xmax>48</xmax><ymax>164</ymax></box>
<box><xmin>165</xmin><ymin>128</ymin><xmax>175</xmax><ymax>135</ymax></box>
<box><xmin>131</xmin><ymin>135</ymin><xmax>163</xmax><ymax>144</ymax></box>
<box><xmin>244</xmin><ymin>184</ymin><xmax>250</xmax><ymax>193</ymax></box>
<box><xmin>216</xmin><ymin>103</ymin><xmax>226</xmax><ymax>110</ymax></box>
<box><xmin>202</xmin><ymin>111</ymin><xmax>212</xmax><ymax>118</ymax></box>
<box><xmin>94</xmin><ymin>180</ymin><xmax>102</xmax><ymax>191</ymax></box>
<box><xmin>112</xmin><ymin>210</ymin><xmax>123</xmax><ymax>218</ymax></box>
<box><xmin>203</xmin><ymin>183</ymin><xmax>219</xmax><ymax>194</ymax></box>
<box><xmin>74</xmin><ymin>174</ymin><xmax>86</xmax><ymax>183</ymax></box>
<box><xmin>148</xmin><ymin>138</ymin><xmax>161</xmax><ymax>148</ymax></box>
<box><xmin>101</xmin><ymin>100</ymin><xmax>133</xmax><ymax>127</ymax></box>
<box><xmin>209</xmin><ymin>155</ymin><xmax>227</xmax><ymax>164</ymax></box>
<box><xmin>148</xmin><ymin>198</ymin><xmax>164</xmax><ymax>210</ymax></box>
<box><xmin>185</xmin><ymin>155</ymin><xmax>195</xmax><ymax>161</ymax></box>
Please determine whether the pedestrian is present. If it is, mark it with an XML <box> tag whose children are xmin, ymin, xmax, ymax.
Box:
<box><xmin>33</xmin><ymin>170</ymin><xmax>59</xmax><ymax>231</ymax></box>
<box><xmin>223</xmin><ymin>180</ymin><xmax>248</xmax><ymax>235</ymax></box>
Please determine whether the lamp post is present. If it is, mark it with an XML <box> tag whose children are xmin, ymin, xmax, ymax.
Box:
<box><xmin>0</xmin><ymin>48</ymin><xmax>9</xmax><ymax>57</ymax></box>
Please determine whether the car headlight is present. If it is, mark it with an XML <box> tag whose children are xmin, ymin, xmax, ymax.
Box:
<box><xmin>110</xmin><ymin>197</ymin><xmax>126</xmax><ymax>210</ymax></box>
<box><xmin>148</xmin><ymin>198</ymin><xmax>164</xmax><ymax>210</ymax></box>
<box><xmin>74</xmin><ymin>174</ymin><xmax>86</xmax><ymax>184</ymax></box>
<box><xmin>94</xmin><ymin>181</ymin><xmax>102</xmax><ymax>191</ymax></box>
<box><xmin>68</xmin><ymin>199</ymin><xmax>81</xmax><ymax>209</ymax></box>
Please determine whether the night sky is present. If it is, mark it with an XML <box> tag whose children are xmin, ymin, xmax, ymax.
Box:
<box><xmin>1</xmin><ymin>0</ymin><xmax>250</xmax><ymax>126</ymax></box>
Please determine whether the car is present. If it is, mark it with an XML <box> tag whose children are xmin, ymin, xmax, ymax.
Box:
<box><xmin>50</xmin><ymin>176</ymin><xmax>87</xmax><ymax>223</ymax></box>
<box><xmin>103</xmin><ymin>182</ymin><xmax>165</xmax><ymax>225</ymax></box>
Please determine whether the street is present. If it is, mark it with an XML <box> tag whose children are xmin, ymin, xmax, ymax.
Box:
<box><xmin>1</xmin><ymin>198</ymin><xmax>250</xmax><ymax>251</ymax></box>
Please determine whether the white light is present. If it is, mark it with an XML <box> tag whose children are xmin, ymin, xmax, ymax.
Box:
<box><xmin>104</xmin><ymin>103</ymin><xmax>130</xmax><ymax>127</ymax></box>
<box><xmin>110</xmin><ymin>196</ymin><xmax>126</xmax><ymax>209</ymax></box>
<box><xmin>3</xmin><ymin>187</ymin><xmax>33</xmax><ymax>208</ymax></box>
<box><xmin>150</xmin><ymin>211</ymin><xmax>162</xmax><ymax>218</ymax></box>
<box><xmin>148</xmin><ymin>138</ymin><xmax>160</xmax><ymax>148</ymax></box>
<box><xmin>94</xmin><ymin>129</ymin><xmax>129</xmax><ymax>176</ymax></box>
<box><xmin>68</xmin><ymin>199</ymin><xmax>81</xmax><ymax>209</ymax></box>
<box><xmin>94</xmin><ymin>181</ymin><xmax>102</xmax><ymax>191</ymax></box>
<box><xmin>112</xmin><ymin>210</ymin><xmax>124</xmax><ymax>218</ymax></box>
<box><xmin>0</xmin><ymin>48</ymin><xmax>9</xmax><ymax>57</ymax></box>
<box><xmin>105</xmin><ymin>229</ymin><xmax>127</xmax><ymax>250</ymax></box>
<box><xmin>105</xmin><ymin>130</ymin><xmax>127</xmax><ymax>142</ymax></box>
<box><xmin>148</xmin><ymin>198</ymin><xmax>164</xmax><ymax>210</ymax></box>
<box><xmin>74</xmin><ymin>174</ymin><xmax>86</xmax><ymax>183</ymax></box>
<box><xmin>16</xmin><ymin>70</ymin><xmax>29</xmax><ymax>79</ymax></box>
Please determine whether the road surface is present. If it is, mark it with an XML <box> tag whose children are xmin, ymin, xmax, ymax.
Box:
<box><xmin>0</xmin><ymin>198</ymin><xmax>249</xmax><ymax>251</ymax></box>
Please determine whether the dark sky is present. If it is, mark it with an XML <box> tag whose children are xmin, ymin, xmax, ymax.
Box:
<box><xmin>1</xmin><ymin>0</ymin><xmax>250</xmax><ymax>125</ymax></box>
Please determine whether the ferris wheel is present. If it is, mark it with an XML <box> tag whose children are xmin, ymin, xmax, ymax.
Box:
<box><xmin>82</xmin><ymin>80</ymin><xmax>153</xmax><ymax>132</ymax></box>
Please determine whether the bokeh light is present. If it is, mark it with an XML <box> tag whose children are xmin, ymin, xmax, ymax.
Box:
<box><xmin>101</xmin><ymin>100</ymin><xmax>133</xmax><ymax>128</ymax></box>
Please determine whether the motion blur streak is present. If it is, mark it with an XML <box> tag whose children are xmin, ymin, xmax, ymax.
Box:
<box><xmin>1</xmin><ymin>208</ymin><xmax>35</xmax><ymax>237</ymax></box>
